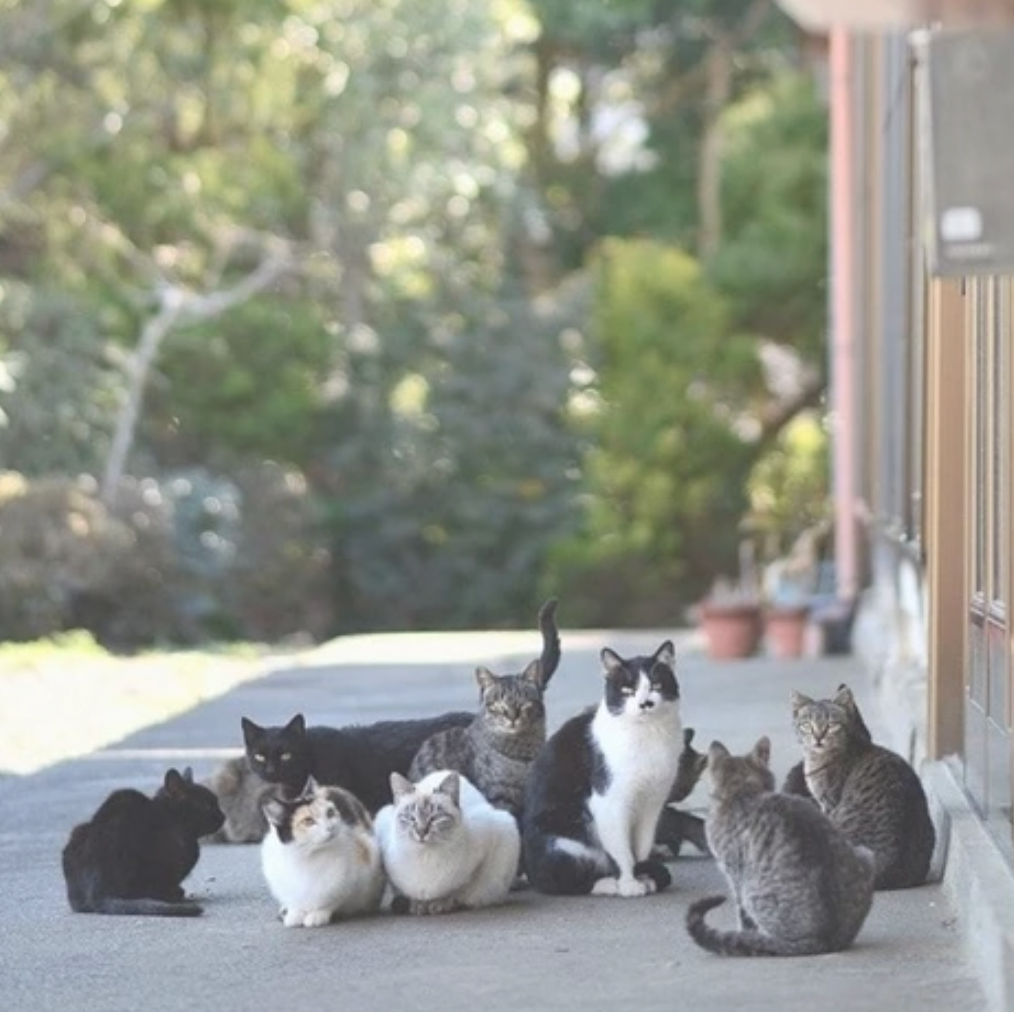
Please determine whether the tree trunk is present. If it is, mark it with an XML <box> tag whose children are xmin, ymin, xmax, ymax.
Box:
<box><xmin>696</xmin><ymin>34</ymin><xmax>734</xmax><ymax>261</ymax></box>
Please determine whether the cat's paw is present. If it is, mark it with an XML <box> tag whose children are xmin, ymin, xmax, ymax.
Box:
<box><xmin>618</xmin><ymin>875</ymin><xmax>653</xmax><ymax>897</ymax></box>
<box><xmin>302</xmin><ymin>909</ymin><xmax>333</xmax><ymax>928</ymax></box>
<box><xmin>282</xmin><ymin>909</ymin><xmax>305</xmax><ymax>928</ymax></box>
<box><xmin>591</xmin><ymin>876</ymin><xmax>620</xmax><ymax>896</ymax></box>
<box><xmin>390</xmin><ymin>895</ymin><xmax>411</xmax><ymax>916</ymax></box>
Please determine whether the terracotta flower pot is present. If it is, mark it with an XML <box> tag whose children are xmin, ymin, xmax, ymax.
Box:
<box><xmin>763</xmin><ymin>604</ymin><xmax>810</xmax><ymax>659</ymax></box>
<box><xmin>699</xmin><ymin>600</ymin><xmax>763</xmax><ymax>659</ymax></box>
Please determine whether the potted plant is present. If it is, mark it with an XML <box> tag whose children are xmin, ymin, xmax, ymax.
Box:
<box><xmin>697</xmin><ymin>542</ymin><xmax>763</xmax><ymax>660</ymax></box>
<box><xmin>759</xmin><ymin>523</ymin><xmax>826</xmax><ymax>658</ymax></box>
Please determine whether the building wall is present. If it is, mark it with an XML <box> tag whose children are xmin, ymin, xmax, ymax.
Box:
<box><xmin>830</xmin><ymin>26</ymin><xmax>1014</xmax><ymax>863</ymax></box>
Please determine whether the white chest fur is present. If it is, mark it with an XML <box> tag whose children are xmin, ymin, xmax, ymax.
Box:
<box><xmin>592</xmin><ymin>700</ymin><xmax>683</xmax><ymax>799</ymax></box>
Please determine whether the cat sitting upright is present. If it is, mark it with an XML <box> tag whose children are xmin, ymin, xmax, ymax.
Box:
<box><xmin>260</xmin><ymin>776</ymin><xmax>385</xmax><ymax>928</ymax></box>
<box><xmin>522</xmin><ymin>640</ymin><xmax>683</xmax><ymax>897</ymax></box>
<box><xmin>62</xmin><ymin>766</ymin><xmax>224</xmax><ymax>916</ymax></box>
<box><xmin>375</xmin><ymin>770</ymin><xmax>520</xmax><ymax>915</ymax></box>
<box><xmin>408</xmin><ymin>598</ymin><xmax>561</xmax><ymax>822</ymax></box>
<box><xmin>686</xmin><ymin>737</ymin><xmax>875</xmax><ymax>956</ymax></box>
<box><xmin>788</xmin><ymin>684</ymin><xmax>936</xmax><ymax>890</ymax></box>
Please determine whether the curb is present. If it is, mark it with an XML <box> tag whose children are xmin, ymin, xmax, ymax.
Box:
<box><xmin>925</xmin><ymin>758</ymin><xmax>1014</xmax><ymax>1012</ymax></box>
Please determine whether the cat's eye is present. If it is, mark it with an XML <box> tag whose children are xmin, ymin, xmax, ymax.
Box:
<box><xmin>299</xmin><ymin>817</ymin><xmax>315</xmax><ymax>828</ymax></box>
<box><xmin>325</xmin><ymin>805</ymin><xmax>337</xmax><ymax>819</ymax></box>
<box><xmin>621</xmin><ymin>686</ymin><xmax>635</xmax><ymax>697</ymax></box>
<box><xmin>798</xmin><ymin>721</ymin><xmax>812</xmax><ymax>733</ymax></box>
<box><xmin>254</xmin><ymin>753</ymin><xmax>266</xmax><ymax>762</ymax></box>
<box><xmin>280</xmin><ymin>752</ymin><xmax>292</xmax><ymax>762</ymax></box>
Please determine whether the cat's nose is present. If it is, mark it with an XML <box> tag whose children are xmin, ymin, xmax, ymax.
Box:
<box><xmin>640</xmin><ymin>699</ymin><xmax>656</xmax><ymax>711</ymax></box>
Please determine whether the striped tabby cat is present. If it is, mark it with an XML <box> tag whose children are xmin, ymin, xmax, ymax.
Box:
<box><xmin>790</xmin><ymin>685</ymin><xmax>935</xmax><ymax>889</ymax></box>
<box><xmin>408</xmin><ymin>598</ymin><xmax>561</xmax><ymax>821</ymax></box>
<box><xmin>687</xmin><ymin>737</ymin><xmax>875</xmax><ymax>957</ymax></box>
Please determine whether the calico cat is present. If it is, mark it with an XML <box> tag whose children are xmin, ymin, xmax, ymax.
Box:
<box><xmin>407</xmin><ymin>599</ymin><xmax>560</xmax><ymax>821</ymax></box>
<box><xmin>62</xmin><ymin>766</ymin><xmax>224</xmax><ymax>917</ymax></box>
<box><xmin>655</xmin><ymin>727</ymin><xmax>710</xmax><ymax>858</ymax></box>
<box><xmin>260</xmin><ymin>776</ymin><xmax>385</xmax><ymax>928</ymax></box>
<box><xmin>238</xmin><ymin>708</ymin><xmax>474</xmax><ymax>817</ymax></box>
<box><xmin>375</xmin><ymin>769</ymin><xmax>520</xmax><ymax>915</ymax></box>
<box><xmin>790</xmin><ymin>684</ymin><xmax>936</xmax><ymax>890</ymax></box>
<box><xmin>522</xmin><ymin>640</ymin><xmax>683</xmax><ymax>897</ymax></box>
<box><xmin>202</xmin><ymin>755</ymin><xmax>278</xmax><ymax>843</ymax></box>
<box><xmin>686</xmin><ymin>737</ymin><xmax>875</xmax><ymax>957</ymax></box>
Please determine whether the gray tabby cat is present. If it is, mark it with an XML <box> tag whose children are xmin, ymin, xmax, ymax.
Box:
<box><xmin>202</xmin><ymin>756</ymin><xmax>277</xmax><ymax>843</ymax></box>
<box><xmin>686</xmin><ymin>737</ymin><xmax>875</xmax><ymax>957</ymax></box>
<box><xmin>790</xmin><ymin>685</ymin><xmax>935</xmax><ymax>889</ymax></box>
<box><xmin>408</xmin><ymin>598</ymin><xmax>560</xmax><ymax>821</ymax></box>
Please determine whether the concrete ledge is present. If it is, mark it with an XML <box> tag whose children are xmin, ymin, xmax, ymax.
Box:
<box><xmin>925</xmin><ymin>758</ymin><xmax>1014</xmax><ymax>1012</ymax></box>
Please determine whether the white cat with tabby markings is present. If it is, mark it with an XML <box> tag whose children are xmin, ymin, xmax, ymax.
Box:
<box><xmin>522</xmin><ymin>640</ymin><xmax>684</xmax><ymax>898</ymax></box>
<box><xmin>260</xmin><ymin>776</ymin><xmax>385</xmax><ymax>928</ymax></box>
<box><xmin>375</xmin><ymin>770</ymin><xmax>520</xmax><ymax>915</ymax></box>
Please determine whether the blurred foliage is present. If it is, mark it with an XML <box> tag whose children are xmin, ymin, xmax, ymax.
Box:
<box><xmin>547</xmin><ymin>239</ymin><xmax>759</xmax><ymax>625</ymax></box>
<box><xmin>746</xmin><ymin>410</ymin><xmax>830</xmax><ymax>557</ymax></box>
<box><xmin>0</xmin><ymin>0</ymin><xmax>828</xmax><ymax>640</ymax></box>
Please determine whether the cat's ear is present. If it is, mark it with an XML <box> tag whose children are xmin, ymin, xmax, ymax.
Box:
<box><xmin>300</xmin><ymin>775</ymin><xmax>319</xmax><ymax>798</ymax></box>
<box><xmin>751</xmin><ymin>736</ymin><xmax>772</xmax><ymax>767</ymax></box>
<box><xmin>707</xmin><ymin>741</ymin><xmax>730</xmax><ymax>764</ymax></box>
<box><xmin>241</xmin><ymin>717</ymin><xmax>262</xmax><ymax>745</ymax></box>
<box><xmin>521</xmin><ymin>658</ymin><xmax>543</xmax><ymax>687</ymax></box>
<box><xmin>683</xmin><ymin>727</ymin><xmax>696</xmax><ymax>748</ymax></box>
<box><xmin>284</xmin><ymin>713</ymin><xmax>306</xmax><ymax>735</ymax></box>
<box><xmin>834</xmin><ymin>684</ymin><xmax>856</xmax><ymax>709</ymax></box>
<box><xmin>653</xmin><ymin>640</ymin><xmax>676</xmax><ymax>670</ymax></box>
<box><xmin>163</xmin><ymin>768</ymin><xmax>186</xmax><ymax>797</ymax></box>
<box><xmin>474</xmin><ymin>667</ymin><xmax>497</xmax><ymax>695</ymax></box>
<box><xmin>181</xmin><ymin>766</ymin><xmax>194</xmax><ymax>783</ymax></box>
<box><xmin>436</xmin><ymin>772</ymin><xmax>460</xmax><ymax>807</ymax></box>
<box><xmin>790</xmin><ymin>690</ymin><xmax>813</xmax><ymax>714</ymax></box>
<box><xmin>600</xmin><ymin>648</ymin><xmax>624</xmax><ymax>676</ymax></box>
<box><xmin>390</xmin><ymin>772</ymin><xmax>415</xmax><ymax>800</ymax></box>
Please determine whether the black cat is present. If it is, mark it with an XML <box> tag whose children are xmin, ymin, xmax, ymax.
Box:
<box><xmin>62</xmin><ymin>767</ymin><xmax>224</xmax><ymax>916</ymax></box>
<box><xmin>241</xmin><ymin>711</ymin><xmax>475</xmax><ymax>814</ymax></box>
<box><xmin>238</xmin><ymin>598</ymin><xmax>563</xmax><ymax>817</ymax></box>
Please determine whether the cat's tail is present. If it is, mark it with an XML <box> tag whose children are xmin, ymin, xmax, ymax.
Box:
<box><xmin>95</xmin><ymin>898</ymin><xmax>204</xmax><ymax>917</ymax></box>
<box><xmin>537</xmin><ymin>598</ymin><xmax>561</xmax><ymax>688</ymax></box>
<box><xmin>685</xmin><ymin>896</ymin><xmax>827</xmax><ymax>957</ymax></box>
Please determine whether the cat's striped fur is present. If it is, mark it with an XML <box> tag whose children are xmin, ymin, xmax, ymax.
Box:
<box><xmin>790</xmin><ymin>685</ymin><xmax>935</xmax><ymax>889</ymax></box>
<box><xmin>687</xmin><ymin>737</ymin><xmax>875</xmax><ymax>956</ymax></box>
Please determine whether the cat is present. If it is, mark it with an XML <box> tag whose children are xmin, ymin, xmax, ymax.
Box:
<box><xmin>654</xmin><ymin>727</ymin><xmax>710</xmax><ymax>858</ymax></box>
<box><xmin>374</xmin><ymin>769</ymin><xmax>520</xmax><ymax>915</ymax></box>
<box><xmin>260</xmin><ymin>776</ymin><xmax>385</xmax><ymax>928</ymax></box>
<box><xmin>202</xmin><ymin>755</ymin><xmax>278</xmax><ymax>843</ymax></box>
<box><xmin>407</xmin><ymin>597</ymin><xmax>562</xmax><ymax>822</ymax></box>
<box><xmin>522</xmin><ymin>639</ymin><xmax>683</xmax><ymax>897</ymax></box>
<box><xmin>781</xmin><ymin>681</ymin><xmax>872</xmax><ymax>798</ymax></box>
<box><xmin>686</xmin><ymin>737</ymin><xmax>875</xmax><ymax>957</ymax></box>
<box><xmin>236</xmin><ymin>708</ymin><xmax>474</xmax><ymax>821</ymax></box>
<box><xmin>62</xmin><ymin>766</ymin><xmax>224</xmax><ymax>917</ymax></box>
<box><xmin>789</xmin><ymin>684</ymin><xmax>936</xmax><ymax>890</ymax></box>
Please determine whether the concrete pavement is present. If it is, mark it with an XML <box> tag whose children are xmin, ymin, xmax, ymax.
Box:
<box><xmin>0</xmin><ymin>631</ymin><xmax>990</xmax><ymax>1012</ymax></box>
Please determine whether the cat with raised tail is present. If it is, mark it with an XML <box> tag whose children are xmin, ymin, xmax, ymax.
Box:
<box><xmin>408</xmin><ymin>598</ymin><xmax>561</xmax><ymax>822</ymax></box>
<box><xmin>686</xmin><ymin>737</ymin><xmax>875</xmax><ymax>957</ymax></box>
<box><xmin>522</xmin><ymin>640</ymin><xmax>682</xmax><ymax>897</ymax></box>
<box><xmin>374</xmin><ymin>770</ymin><xmax>520</xmax><ymax>915</ymax></box>
<box><xmin>789</xmin><ymin>684</ymin><xmax>936</xmax><ymax>889</ymax></box>
<box><xmin>260</xmin><ymin>776</ymin><xmax>385</xmax><ymax>928</ymax></box>
<box><xmin>62</xmin><ymin>767</ymin><xmax>224</xmax><ymax>917</ymax></box>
